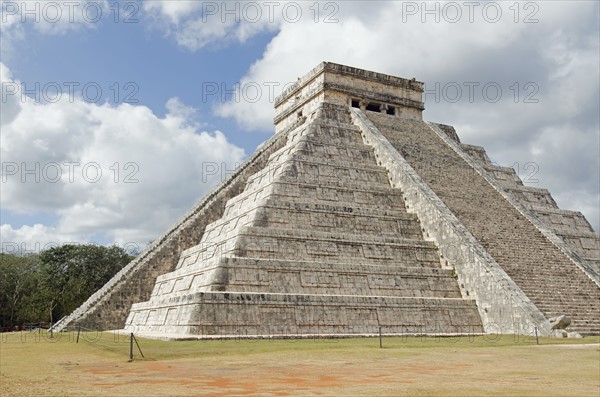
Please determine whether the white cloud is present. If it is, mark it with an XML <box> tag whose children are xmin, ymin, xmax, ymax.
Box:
<box><xmin>1</xmin><ymin>63</ymin><xmax>246</xmax><ymax>250</ymax></box>
<box><xmin>213</xmin><ymin>1</ymin><xmax>593</xmax><ymax>131</ymax></box>
<box><xmin>142</xmin><ymin>0</ymin><xmax>283</xmax><ymax>51</ymax></box>
<box><xmin>0</xmin><ymin>62</ymin><xmax>21</xmax><ymax>124</ymax></box>
<box><xmin>142</xmin><ymin>0</ymin><xmax>203</xmax><ymax>25</ymax></box>
<box><xmin>0</xmin><ymin>224</ymin><xmax>80</xmax><ymax>254</ymax></box>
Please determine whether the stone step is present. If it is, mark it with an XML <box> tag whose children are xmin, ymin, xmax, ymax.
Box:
<box><xmin>534</xmin><ymin>302</ymin><xmax>600</xmax><ymax>310</ymax></box>
<box><xmin>504</xmin><ymin>270</ymin><xmax>600</xmax><ymax>280</ymax></box>
<box><xmin>461</xmin><ymin>150</ymin><xmax>491</xmax><ymax>166</ymax></box>
<box><xmin>555</xmin><ymin>230</ymin><xmax>600</xmax><ymax>241</ymax></box>
<box><xmin>509</xmin><ymin>287</ymin><xmax>600</xmax><ymax>302</ymax></box>
<box><xmin>528</xmin><ymin>207</ymin><xmax>596</xmax><ymax>235</ymax></box>
<box><xmin>200</xmin><ymin>181</ymin><xmax>415</xmax><ymax>250</ymax></box>
<box><xmin>235</xmin><ymin>226</ymin><xmax>441</xmax><ymax>267</ymax></box>
<box><xmin>271</xmin><ymin>180</ymin><xmax>404</xmax><ymax>203</ymax></box>
<box><xmin>223</xmin><ymin>184</ymin><xmax>410</xmax><ymax>226</ymax></box>
<box><xmin>285</xmin><ymin>121</ymin><xmax>365</xmax><ymax>147</ymax></box>
<box><xmin>311</xmin><ymin>122</ymin><xmax>364</xmax><ymax>140</ymax></box>
<box><xmin>225</xmin><ymin>176</ymin><xmax>405</xmax><ymax>212</ymax></box>
<box><xmin>220</xmin><ymin>186</ymin><xmax>412</xmax><ymax>228</ymax></box>
<box><xmin>532</xmin><ymin>312</ymin><xmax>598</xmax><ymax>322</ymax></box>
<box><xmin>564</xmin><ymin>327</ymin><xmax>600</xmax><ymax>334</ymax></box>
<box><xmin>151</xmin><ymin>257</ymin><xmax>462</xmax><ymax>299</ymax></box>
<box><xmin>289</xmin><ymin>153</ymin><xmax>389</xmax><ymax>173</ymax></box>
<box><xmin>529</xmin><ymin>205</ymin><xmax>590</xmax><ymax>217</ymax></box>
<box><xmin>205</xmin><ymin>183</ymin><xmax>416</xmax><ymax>248</ymax></box>
<box><xmin>296</xmin><ymin>145</ymin><xmax>377</xmax><ymax>165</ymax></box>
<box><xmin>528</xmin><ymin>305</ymin><xmax>599</xmax><ymax>314</ymax></box>
<box><xmin>224</xmin><ymin>258</ymin><xmax>460</xmax><ymax>298</ymax></box>
<box><xmin>300</xmin><ymin>134</ymin><xmax>376</xmax><ymax>153</ymax></box>
<box><xmin>175</xmin><ymin>216</ymin><xmax>438</xmax><ymax>272</ymax></box>
<box><xmin>257</xmin><ymin>202</ymin><xmax>422</xmax><ymax>238</ymax></box>
<box><xmin>501</xmin><ymin>186</ymin><xmax>558</xmax><ymax>208</ymax></box>
<box><xmin>126</xmin><ymin>291</ymin><xmax>482</xmax><ymax>336</ymax></box>
<box><xmin>527</xmin><ymin>286</ymin><xmax>600</xmax><ymax>298</ymax></box>
<box><xmin>222</xmin><ymin>257</ymin><xmax>454</xmax><ymax>277</ymax></box>
<box><xmin>483</xmin><ymin>163</ymin><xmax>520</xmax><ymax>175</ymax></box>
<box><xmin>483</xmin><ymin>164</ymin><xmax>523</xmax><ymax>187</ymax></box>
<box><xmin>525</xmin><ymin>288</ymin><xmax>600</xmax><ymax>296</ymax></box>
<box><xmin>244</xmin><ymin>157</ymin><xmax>392</xmax><ymax>191</ymax></box>
<box><xmin>211</xmin><ymin>202</ymin><xmax>420</xmax><ymax>245</ymax></box>
<box><xmin>268</xmin><ymin>139</ymin><xmax>378</xmax><ymax>167</ymax></box>
<box><xmin>263</xmin><ymin>197</ymin><xmax>413</xmax><ymax>218</ymax></box>
<box><xmin>583</xmin><ymin>258</ymin><xmax>600</xmax><ymax>267</ymax></box>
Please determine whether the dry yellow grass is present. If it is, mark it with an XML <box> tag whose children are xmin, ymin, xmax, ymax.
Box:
<box><xmin>1</xmin><ymin>331</ymin><xmax>599</xmax><ymax>396</ymax></box>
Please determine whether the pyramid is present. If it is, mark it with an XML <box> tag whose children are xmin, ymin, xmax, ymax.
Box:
<box><xmin>54</xmin><ymin>63</ymin><xmax>600</xmax><ymax>338</ymax></box>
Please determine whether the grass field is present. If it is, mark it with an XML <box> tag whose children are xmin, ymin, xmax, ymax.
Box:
<box><xmin>1</xmin><ymin>331</ymin><xmax>599</xmax><ymax>396</ymax></box>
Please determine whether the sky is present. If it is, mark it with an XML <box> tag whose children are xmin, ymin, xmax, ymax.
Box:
<box><xmin>1</xmin><ymin>0</ymin><xmax>599</xmax><ymax>255</ymax></box>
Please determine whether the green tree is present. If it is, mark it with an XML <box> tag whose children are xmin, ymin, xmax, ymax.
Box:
<box><xmin>0</xmin><ymin>253</ymin><xmax>41</xmax><ymax>328</ymax></box>
<box><xmin>0</xmin><ymin>244</ymin><xmax>133</xmax><ymax>327</ymax></box>
<box><xmin>38</xmin><ymin>244</ymin><xmax>133</xmax><ymax>323</ymax></box>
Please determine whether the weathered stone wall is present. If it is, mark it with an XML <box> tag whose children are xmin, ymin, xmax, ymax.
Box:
<box><xmin>274</xmin><ymin>62</ymin><xmax>424</xmax><ymax>133</ymax></box>
<box><xmin>129</xmin><ymin>292</ymin><xmax>482</xmax><ymax>338</ymax></box>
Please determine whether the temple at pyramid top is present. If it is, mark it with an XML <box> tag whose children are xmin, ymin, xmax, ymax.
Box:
<box><xmin>53</xmin><ymin>62</ymin><xmax>600</xmax><ymax>339</ymax></box>
<box><xmin>274</xmin><ymin>62</ymin><xmax>425</xmax><ymax>133</ymax></box>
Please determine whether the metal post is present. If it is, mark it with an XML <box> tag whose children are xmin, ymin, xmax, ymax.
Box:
<box><xmin>133</xmin><ymin>334</ymin><xmax>145</xmax><ymax>358</ymax></box>
<box><xmin>129</xmin><ymin>333</ymin><xmax>134</xmax><ymax>361</ymax></box>
<box><xmin>76</xmin><ymin>326</ymin><xmax>81</xmax><ymax>344</ymax></box>
<box><xmin>379</xmin><ymin>327</ymin><xmax>383</xmax><ymax>348</ymax></box>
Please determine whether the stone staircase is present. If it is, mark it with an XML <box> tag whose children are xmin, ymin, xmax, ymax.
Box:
<box><xmin>366</xmin><ymin>112</ymin><xmax>600</xmax><ymax>334</ymax></box>
<box><xmin>125</xmin><ymin>104</ymin><xmax>483</xmax><ymax>337</ymax></box>
<box><xmin>459</xmin><ymin>142</ymin><xmax>600</xmax><ymax>274</ymax></box>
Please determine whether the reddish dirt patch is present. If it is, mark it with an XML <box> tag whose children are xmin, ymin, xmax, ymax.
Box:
<box><xmin>74</xmin><ymin>358</ymin><xmax>416</xmax><ymax>396</ymax></box>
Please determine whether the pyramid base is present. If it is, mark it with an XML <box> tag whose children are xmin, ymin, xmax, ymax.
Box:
<box><xmin>117</xmin><ymin>330</ymin><xmax>486</xmax><ymax>341</ymax></box>
<box><xmin>125</xmin><ymin>291</ymin><xmax>484</xmax><ymax>338</ymax></box>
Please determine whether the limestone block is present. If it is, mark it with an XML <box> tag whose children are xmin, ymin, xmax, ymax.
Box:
<box><xmin>550</xmin><ymin>315</ymin><xmax>571</xmax><ymax>330</ymax></box>
<box><xmin>552</xmin><ymin>329</ymin><xmax>568</xmax><ymax>338</ymax></box>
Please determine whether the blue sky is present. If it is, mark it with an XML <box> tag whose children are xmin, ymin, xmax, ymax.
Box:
<box><xmin>1</xmin><ymin>1</ymin><xmax>599</xmax><ymax>253</ymax></box>
<box><xmin>8</xmin><ymin>10</ymin><xmax>276</xmax><ymax>145</ymax></box>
